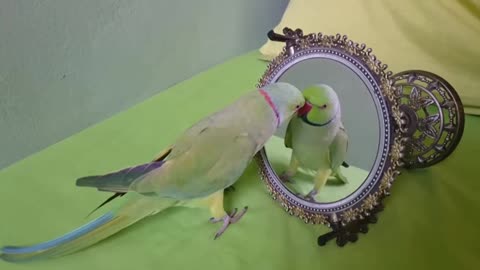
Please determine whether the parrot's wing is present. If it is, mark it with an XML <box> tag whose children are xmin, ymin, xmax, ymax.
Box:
<box><xmin>76</xmin><ymin>161</ymin><xmax>167</xmax><ymax>193</ymax></box>
<box><xmin>131</xmin><ymin>126</ymin><xmax>259</xmax><ymax>199</ymax></box>
<box><xmin>284</xmin><ymin>119</ymin><xmax>293</xmax><ymax>148</ymax></box>
<box><xmin>76</xmin><ymin>144</ymin><xmax>174</xmax><ymax>192</ymax></box>
<box><xmin>329</xmin><ymin>125</ymin><xmax>349</xmax><ymax>170</ymax></box>
<box><xmin>77</xmin><ymin>145</ymin><xmax>174</xmax><ymax>215</ymax></box>
<box><xmin>76</xmin><ymin>120</ymin><xmax>212</xmax><ymax>193</ymax></box>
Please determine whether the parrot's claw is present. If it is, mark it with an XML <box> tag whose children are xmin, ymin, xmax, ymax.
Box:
<box><xmin>209</xmin><ymin>217</ymin><xmax>222</xmax><ymax>223</ymax></box>
<box><xmin>303</xmin><ymin>190</ymin><xmax>318</xmax><ymax>202</ymax></box>
<box><xmin>230</xmin><ymin>206</ymin><xmax>248</xmax><ymax>223</ymax></box>
<box><xmin>210</xmin><ymin>207</ymin><xmax>248</xmax><ymax>239</ymax></box>
<box><xmin>304</xmin><ymin>195</ymin><xmax>317</xmax><ymax>202</ymax></box>
<box><xmin>229</xmin><ymin>208</ymin><xmax>238</xmax><ymax>217</ymax></box>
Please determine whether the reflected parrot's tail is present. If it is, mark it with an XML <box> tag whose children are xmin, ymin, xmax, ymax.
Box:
<box><xmin>0</xmin><ymin>194</ymin><xmax>176</xmax><ymax>263</ymax></box>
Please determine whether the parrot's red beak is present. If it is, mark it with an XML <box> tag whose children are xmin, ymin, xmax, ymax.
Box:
<box><xmin>297</xmin><ymin>102</ymin><xmax>312</xmax><ymax>117</ymax></box>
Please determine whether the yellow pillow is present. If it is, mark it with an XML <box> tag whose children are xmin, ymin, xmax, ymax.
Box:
<box><xmin>259</xmin><ymin>0</ymin><xmax>480</xmax><ymax>115</ymax></box>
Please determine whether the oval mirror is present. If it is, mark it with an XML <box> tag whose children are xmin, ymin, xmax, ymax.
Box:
<box><xmin>255</xmin><ymin>28</ymin><xmax>408</xmax><ymax>246</ymax></box>
<box><xmin>268</xmin><ymin>57</ymin><xmax>381</xmax><ymax>204</ymax></box>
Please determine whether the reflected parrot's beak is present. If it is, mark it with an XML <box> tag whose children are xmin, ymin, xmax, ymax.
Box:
<box><xmin>297</xmin><ymin>101</ymin><xmax>312</xmax><ymax>117</ymax></box>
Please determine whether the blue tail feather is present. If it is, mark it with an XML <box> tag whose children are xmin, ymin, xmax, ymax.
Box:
<box><xmin>0</xmin><ymin>212</ymin><xmax>114</xmax><ymax>260</ymax></box>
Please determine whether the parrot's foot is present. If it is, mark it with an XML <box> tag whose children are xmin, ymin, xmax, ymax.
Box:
<box><xmin>209</xmin><ymin>206</ymin><xmax>248</xmax><ymax>239</ymax></box>
<box><xmin>279</xmin><ymin>171</ymin><xmax>295</xmax><ymax>184</ymax></box>
<box><xmin>334</xmin><ymin>172</ymin><xmax>349</xmax><ymax>184</ymax></box>
<box><xmin>303</xmin><ymin>190</ymin><xmax>318</xmax><ymax>202</ymax></box>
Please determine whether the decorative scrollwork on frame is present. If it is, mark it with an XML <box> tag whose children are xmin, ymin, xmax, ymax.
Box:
<box><xmin>392</xmin><ymin>70</ymin><xmax>465</xmax><ymax>169</ymax></box>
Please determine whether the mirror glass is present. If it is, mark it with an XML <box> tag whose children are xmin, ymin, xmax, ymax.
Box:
<box><xmin>264</xmin><ymin>58</ymin><xmax>381</xmax><ymax>203</ymax></box>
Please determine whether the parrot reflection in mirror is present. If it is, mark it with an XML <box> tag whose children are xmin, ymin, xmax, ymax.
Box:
<box><xmin>0</xmin><ymin>82</ymin><xmax>306</xmax><ymax>263</ymax></box>
<box><xmin>280</xmin><ymin>84</ymin><xmax>350</xmax><ymax>202</ymax></box>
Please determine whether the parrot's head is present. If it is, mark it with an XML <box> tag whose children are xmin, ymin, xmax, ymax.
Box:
<box><xmin>296</xmin><ymin>84</ymin><xmax>341</xmax><ymax>126</ymax></box>
<box><xmin>259</xmin><ymin>82</ymin><xmax>306</xmax><ymax>127</ymax></box>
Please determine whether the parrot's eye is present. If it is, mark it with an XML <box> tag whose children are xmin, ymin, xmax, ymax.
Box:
<box><xmin>320</xmin><ymin>104</ymin><xmax>328</xmax><ymax>109</ymax></box>
<box><xmin>295</xmin><ymin>105</ymin><xmax>300</xmax><ymax>109</ymax></box>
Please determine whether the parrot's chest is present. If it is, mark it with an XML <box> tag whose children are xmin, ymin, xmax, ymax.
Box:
<box><xmin>290</xmin><ymin>119</ymin><xmax>338</xmax><ymax>169</ymax></box>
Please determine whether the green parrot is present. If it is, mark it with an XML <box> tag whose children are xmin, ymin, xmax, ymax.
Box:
<box><xmin>0</xmin><ymin>82</ymin><xmax>305</xmax><ymax>262</ymax></box>
<box><xmin>280</xmin><ymin>84</ymin><xmax>349</xmax><ymax>201</ymax></box>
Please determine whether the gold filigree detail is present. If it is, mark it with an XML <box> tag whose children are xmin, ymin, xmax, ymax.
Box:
<box><xmin>392</xmin><ymin>105</ymin><xmax>404</xmax><ymax>128</ymax></box>
<box><xmin>312</xmin><ymin>214</ymin><xmax>328</xmax><ymax>225</ymax></box>
<box><xmin>380</xmin><ymin>169</ymin><xmax>394</xmax><ymax>190</ymax></box>
<box><xmin>381</xmin><ymin>79</ymin><xmax>397</xmax><ymax>103</ymax></box>
<box><xmin>341</xmin><ymin>208</ymin><xmax>359</xmax><ymax>223</ymax></box>
<box><xmin>391</xmin><ymin>137</ymin><xmax>406</xmax><ymax>167</ymax></box>
<box><xmin>377</xmin><ymin>167</ymin><xmax>401</xmax><ymax>197</ymax></box>
<box><xmin>379</xmin><ymin>180</ymin><xmax>391</xmax><ymax>194</ymax></box>
<box><xmin>292</xmin><ymin>206</ymin><xmax>303</xmax><ymax>217</ymax></box>
<box><xmin>264</xmin><ymin>181</ymin><xmax>273</xmax><ymax>195</ymax></box>
<box><xmin>361</xmin><ymin>194</ymin><xmax>378</xmax><ymax>211</ymax></box>
<box><xmin>278</xmin><ymin>193</ymin><xmax>288</xmax><ymax>207</ymax></box>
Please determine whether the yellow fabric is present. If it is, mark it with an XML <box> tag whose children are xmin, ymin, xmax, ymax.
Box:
<box><xmin>259</xmin><ymin>0</ymin><xmax>480</xmax><ymax>115</ymax></box>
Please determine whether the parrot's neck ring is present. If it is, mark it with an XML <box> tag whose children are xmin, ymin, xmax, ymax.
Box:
<box><xmin>259</xmin><ymin>89</ymin><xmax>281</xmax><ymax>127</ymax></box>
<box><xmin>300</xmin><ymin>106</ymin><xmax>339</xmax><ymax>127</ymax></box>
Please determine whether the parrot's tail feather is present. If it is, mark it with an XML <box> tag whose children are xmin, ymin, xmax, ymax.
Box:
<box><xmin>0</xmin><ymin>197</ymin><xmax>176</xmax><ymax>263</ymax></box>
<box><xmin>76</xmin><ymin>160</ymin><xmax>166</xmax><ymax>193</ymax></box>
<box><xmin>85</xmin><ymin>192</ymin><xmax>126</xmax><ymax>218</ymax></box>
<box><xmin>0</xmin><ymin>212</ymin><xmax>115</xmax><ymax>262</ymax></box>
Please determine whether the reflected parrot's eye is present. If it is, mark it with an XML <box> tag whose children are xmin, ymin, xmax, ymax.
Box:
<box><xmin>296</xmin><ymin>105</ymin><xmax>300</xmax><ymax>109</ymax></box>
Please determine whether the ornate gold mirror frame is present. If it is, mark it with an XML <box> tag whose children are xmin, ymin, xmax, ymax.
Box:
<box><xmin>254</xmin><ymin>28</ymin><xmax>465</xmax><ymax>247</ymax></box>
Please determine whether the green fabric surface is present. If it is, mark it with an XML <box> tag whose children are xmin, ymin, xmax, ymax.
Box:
<box><xmin>0</xmin><ymin>51</ymin><xmax>479</xmax><ymax>270</ymax></box>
